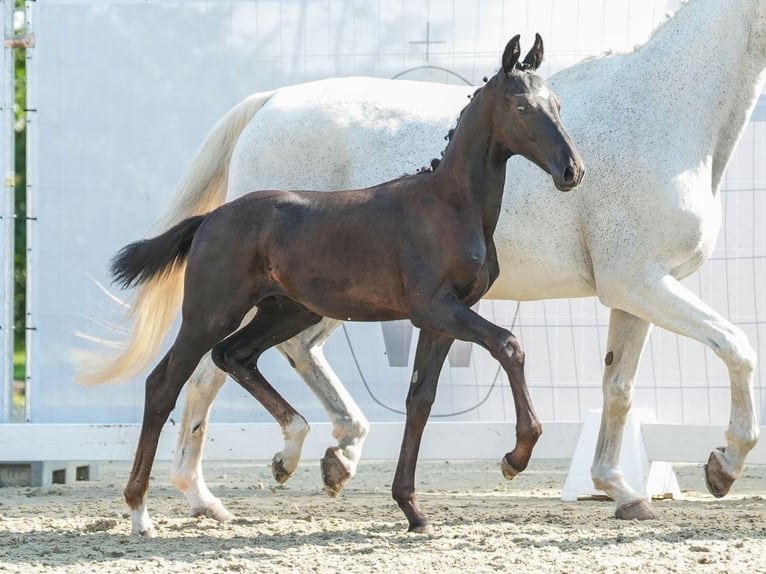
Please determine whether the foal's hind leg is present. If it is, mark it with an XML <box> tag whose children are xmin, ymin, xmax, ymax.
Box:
<box><xmin>277</xmin><ymin>318</ymin><xmax>369</xmax><ymax>496</ymax></box>
<box><xmin>212</xmin><ymin>299</ymin><xmax>323</xmax><ymax>484</ymax></box>
<box><xmin>171</xmin><ymin>316</ymin><xmax>360</xmax><ymax>520</ymax></box>
<box><xmin>125</xmin><ymin>326</ymin><xmax>233</xmax><ymax>536</ymax></box>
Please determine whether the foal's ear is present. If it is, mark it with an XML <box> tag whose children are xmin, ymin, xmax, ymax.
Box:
<box><xmin>502</xmin><ymin>34</ymin><xmax>522</xmax><ymax>76</ymax></box>
<box><xmin>522</xmin><ymin>33</ymin><xmax>544</xmax><ymax>70</ymax></box>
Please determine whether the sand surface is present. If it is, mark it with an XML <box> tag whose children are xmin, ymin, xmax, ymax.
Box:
<box><xmin>0</xmin><ymin>459</ymin><xmax>764</xmax><ymax>573</ymax></box>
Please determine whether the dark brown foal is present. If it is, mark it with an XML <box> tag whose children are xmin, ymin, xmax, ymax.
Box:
<box><xmin>111</xmin><ymin>33</ymin><xmax>584</xmax><ymax>536</ymax></box>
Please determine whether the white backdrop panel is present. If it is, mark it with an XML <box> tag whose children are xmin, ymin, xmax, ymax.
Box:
<box><xmin>27</xmin><ymin>0</ymin><xmax>764</xmax><ymax>427</ymax></box>
<box><xmin>0</xmin><ymin>2</ymin><xmax>11</xmax><ymax>423</ymax></box>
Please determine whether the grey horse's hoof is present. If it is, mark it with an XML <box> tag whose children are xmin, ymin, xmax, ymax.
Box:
<box><xmin>615</xmin><ymin>499</ymin><xmax>658</xmax><ymax>520</ymax></box>
<box><xmin>704</xmin><ymin>447</ymin><xmax>735</xmax><ymax>498</ymax></box>
<box><xmin>190</xmin><ymin>501</ymin><xmax>235</xmax><ymax>522</ymax></box>
<box><xmin>321</xmin><ymin>448</ymin><xmax>353</xmax><ymax>497</ymax></box>
<box><xmin>271</xmin><ymin>457</ymin><xmax>294</xmax><ymax>485</ymax></box>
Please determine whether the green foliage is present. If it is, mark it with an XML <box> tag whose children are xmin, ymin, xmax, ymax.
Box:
<box><xmin>13</xmin><ymin>1</ymin><xmax>27</xmax><ymax>376</ymax></box>
<box><xmin>13</xmin><ymin>349</ymin><xmax>23</xmax><ymax>381</ymax></box>
<box><xmin>14</xmin><ymin>39</ymin><xmax>25</xmax><ymax>351</ymax></box>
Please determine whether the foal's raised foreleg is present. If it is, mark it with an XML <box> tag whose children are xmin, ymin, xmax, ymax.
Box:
<box><xmin>601</xmin><ymin>273</ymin><xmax>759</xmax><ymax>505</ymax></box>
<box><xmin>393</xmin><ymin>296</ymin><xmax>541</xmax><ymax>531</ymax></box>
<box><xmin>414</xmin><ymin>298</ymin><xmax>541</xmax><ymax>471</ymax></box>
<box><xmin>277</xmin><ymin>318</ymin><xmax>369</xmax><ymax>496</ymax></box>
<box><xmin>212</xmin><ymin>299</ymin><xmax>323</xmax><ymax>484</ymax></box>
<box><xmin>591</xmin><ymin>309</ymin><xmax>656</xmax><ymax>520</ymax></box>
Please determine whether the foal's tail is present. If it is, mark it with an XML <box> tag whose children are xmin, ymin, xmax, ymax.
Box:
<box><xmin>77</xmin><ymin>89</ymin><xmax>275</xmax><ymax>385</ymax></box>
<box><xmin>152</xmin><ymin>89</ymin><xmax>276</xmax><ymax>231</ymax></box>
<box><xmin>76</xmin><ymin>215</ymin><xmax>206</xmax><ymax>386</ymax></box>
<box><xmin>110</xmin><ymin>215</ymin><xmax>205</xmax><ymax>291</ymax></box>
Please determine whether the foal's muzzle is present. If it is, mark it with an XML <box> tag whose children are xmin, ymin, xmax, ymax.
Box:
<box><xmin>554</xmin><ymin>158</ymin><xmax>585</xmax><ymax>192</ymax></box>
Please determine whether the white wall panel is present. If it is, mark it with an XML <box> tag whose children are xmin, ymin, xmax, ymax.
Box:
<box><xmin>0</xmin><ymin>1</ymin><xmax>12</xmax><ymax>423</ymax></box>
<box><xmin>26</xmin><ymin>0</ymin><xmax>765</xmax><ymax>430</ymax></box>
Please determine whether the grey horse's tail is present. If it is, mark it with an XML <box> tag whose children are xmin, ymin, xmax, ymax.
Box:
<box><xmin>76</xmin><ymin>90</ymin><xmax>275</xmax><ymax>386</ymax></box>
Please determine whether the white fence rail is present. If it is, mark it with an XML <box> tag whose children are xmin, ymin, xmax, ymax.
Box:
<box><xmin>2</xmin><ymin>420</ymin><xmax>764</xmax><ymax>464</ymax></box>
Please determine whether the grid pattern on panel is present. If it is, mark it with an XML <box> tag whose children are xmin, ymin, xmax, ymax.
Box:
<box><xmin>29</xmin><ymin>0</ymin><xmax>766</xmax><ymax>427</ymax></box>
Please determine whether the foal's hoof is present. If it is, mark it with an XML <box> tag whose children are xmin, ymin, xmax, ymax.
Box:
<box><xmin>408</xmin><ymin>522</ymin><xmax>435</xmax><ymax>535</ymax></box>
<box><xmin>615</xmin><ymin>499</ymin><xmax>658</xmax><ymax>521</ymax></box>
<box><xmin>271</xmin><ymin>457</ymin><xmax>294</xmax><ymax>485</ymax></box>
<box><xmin>321</xmin><ymin>448</ymin><xmax>353</xmax><ymax>497</ymax></box>
<box><xmin>190</xmin><ymin>501</ymin><xmax>235</xmax><ymax>522</ymax></box>
<box><xmin>704</xmin><ymin>448</ymin><xmax>735</xmax><ymax>498</ymax></box>
<box><xmin>501</xmin><ymin>455</ymin><xmax>522</xmax><ymax>481</ymax></box>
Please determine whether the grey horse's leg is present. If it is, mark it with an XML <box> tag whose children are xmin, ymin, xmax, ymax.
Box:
<box><xmin>276</xmin><ymin>318</ymin><xmax>369</xmax><ymax>495</ymax></box>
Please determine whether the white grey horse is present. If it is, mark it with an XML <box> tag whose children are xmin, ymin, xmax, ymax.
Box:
<box><xmin>82</xmin><ymin>0</ymin><xmax>764</xmax><ymax>523</ymax></box>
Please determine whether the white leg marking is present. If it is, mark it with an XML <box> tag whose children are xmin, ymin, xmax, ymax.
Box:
<box><xmin>272</xmin><ymin>416</ymin><xmax>310</xmax><ymax>481</ymax></box>
<box><xmin>131</xmin><ymin>503</ymin><xmax>156</xmax><ymax>537</ymax></box>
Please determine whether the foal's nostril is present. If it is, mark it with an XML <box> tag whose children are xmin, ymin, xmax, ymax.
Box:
<box><xmin>563</xmin><ymin>165</ymin><xmax>576</xmax><ymax>184</ymax></box>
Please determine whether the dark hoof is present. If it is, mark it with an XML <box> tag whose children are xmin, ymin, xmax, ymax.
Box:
<box><xmin>501</xmin><ymin>455</ymin><xmax>522</xmax><ymax>481</ymax></box>
<box><xmin>321</xmin><ymin>448</ymin><xmax>353</xmax><ymax>497</ymax></box>
<box><xmin>271</xmin><ymin>457</ymin><xmax>293</xmax><ymax>485</ymax></box>
<box><xmin>615</xmin><ymin>499</ymin><xmax>658</xmax><ymax>521</ymax></box>
<box><xmin>704</xmin><ymin>448</ymin><xmax>735</xmax><ymax>498</ymax></box>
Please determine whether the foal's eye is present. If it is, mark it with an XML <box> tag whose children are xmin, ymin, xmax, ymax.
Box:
<box><xmin>516</xmin><ymin>105</ymin><xmax>528</xmax><ymax>114</ymax></box>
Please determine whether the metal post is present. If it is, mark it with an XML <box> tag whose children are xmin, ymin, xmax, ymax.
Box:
<box><xmin>1</xmin><ymin>0</ymin><xmax>15</xmax><ymax>423</ymax></box>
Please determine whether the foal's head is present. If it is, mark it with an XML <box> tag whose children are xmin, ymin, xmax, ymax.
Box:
<box><xmin>490</xmin><ymin>34</ymin><xmax>585</xmax><ymax>191</ymax></box>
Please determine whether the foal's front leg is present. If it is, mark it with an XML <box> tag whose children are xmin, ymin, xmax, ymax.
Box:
<box><xmin>392</xmin><ymin>331</ymin><xmax>453</xmax><ymax>533</ymax></box>
<box><xmin>413</xmin><ymin>297</ymin><xmax>541</xmax><ymax>473</ymax></box>
<box><xmin>393</xmin><ymin>296</ymin><xmax>541</xmax><ymax>532</ymax></box>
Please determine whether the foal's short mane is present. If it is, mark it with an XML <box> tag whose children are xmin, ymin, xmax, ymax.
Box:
<box><xmin>416</xmin><ymin>85</ymin><xmax>484</xmax><ymax>174</ymax></box>
<box><xmin>417</xmin><ymin>60</ymin><xmax>531</xmax><ymax>174</ymax></box>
